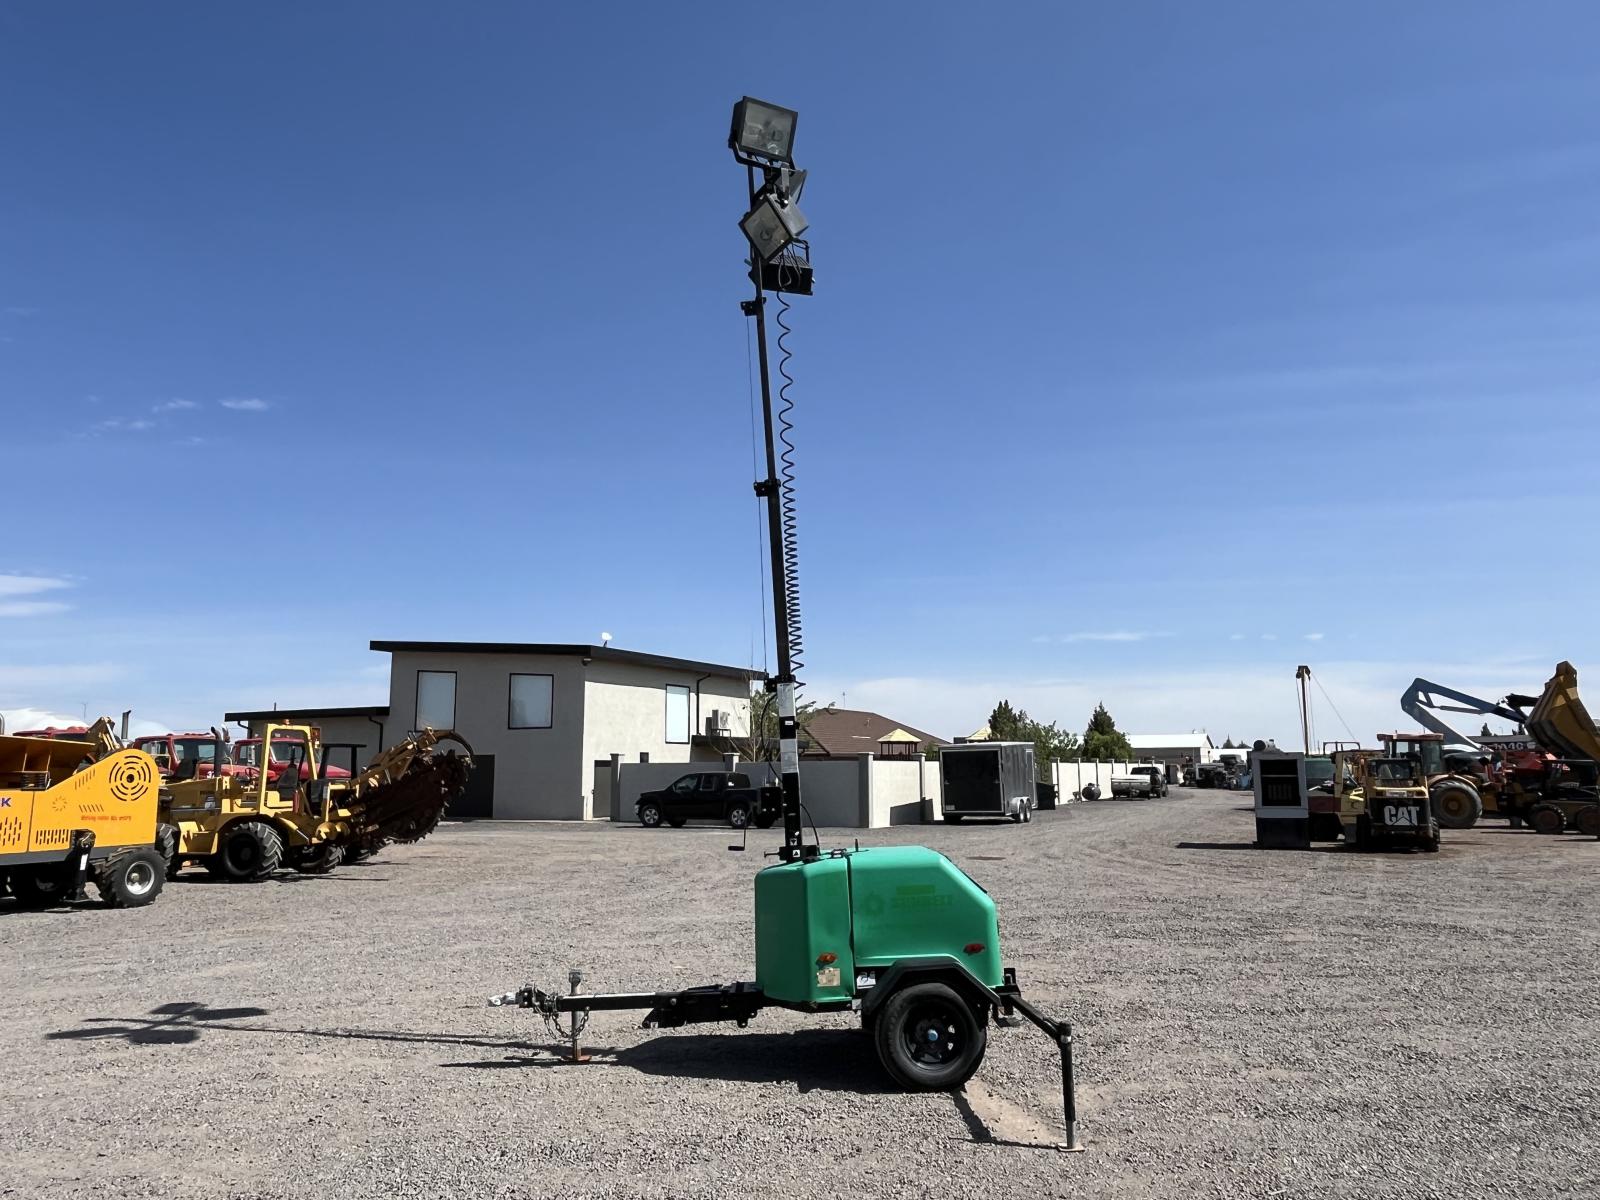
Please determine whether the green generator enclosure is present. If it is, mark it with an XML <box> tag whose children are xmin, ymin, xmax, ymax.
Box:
<box><xmin>754</xmin><ymin>846</ymin><xmax>1003</xmax><ymax>1006</ymax></box>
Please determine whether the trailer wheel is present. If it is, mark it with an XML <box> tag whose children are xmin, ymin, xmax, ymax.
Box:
<box><xmin>94</xmin><ymin>847</ymin><xmax>166</xmax><ymax>907</ymax></box>
<box><xmin>944</xmin><ymin>814</ymin><xmax>963</xmax><ymax>824</ymax></box>
<box><xmin>753</xmin><ymin>815</ymin><xmax>776</xmax><ymax>829</ymax></box>
<box><xmin>1528</xmin><ymin>804</ymin><xmax>1565</xmax><ymax>836</ymax></box>
<box><xmin>9</xmin><ymin>865</ymin><xmax>70</xmax><ymax>907</ymax></box>
<box><xmin>638</xmin><ymin>802</ymin><xmax>663</xmax><ymax>828</ymax></box>
<box><xmin>1080</xmin><ymin>784</ymin><xmax>1100</xmax><ymax>802</ymax></box>
<box><xmin>1573</xmin><ymin>805</ymin><xmax>1600</xmax><ymax>837</ymax></box>
<box><xmin>1022</xmin><ymin>804</ymin><xmax>1032</xmax><ymax>823</ymax></box>
<box><xmin>1431</xmin><ymin>781</ymin><xmax>1481</xmax><ymax>830</ymax></box>
<box><xmin>874</xmin><ymin>981</ymin><xmax>987</xmax><ymax>1091</ymax></box>
<box><xmin>217</xmin><ymin>821</ymin><xmax>285</xmax><ymax>880</ymax></box>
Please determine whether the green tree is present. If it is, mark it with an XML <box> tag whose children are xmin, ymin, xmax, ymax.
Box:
<box><xmin>1082</xmin><ymin>702</ymin><xmax>1134</xmax><ymax>761</ymax></box>
<box><xmin>986</xmin><ymin>700</ymin><xmax>1081</xmax><ymax>779</ymax></box>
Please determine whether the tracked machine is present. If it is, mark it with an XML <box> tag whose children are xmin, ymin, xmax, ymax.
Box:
<box><xmin>489</xmin><ymin>98</ymin><xmax>1084</xmax><ymax>1150</ymax></box>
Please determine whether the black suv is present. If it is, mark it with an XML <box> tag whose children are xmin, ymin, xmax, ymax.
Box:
<box><xmin>635</xmin><ymin>772</ymin><xmax>780</xmax><ymax>829</ymax></box>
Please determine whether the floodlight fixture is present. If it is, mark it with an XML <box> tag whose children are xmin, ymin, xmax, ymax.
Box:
<box><xmin>740</xmin><ymin>191</ymin><xmax>809</xmax><ymax>262</ymax></box>
<box><xmin>730</xmin><ymin>96</ymin><xmax>798</xmax><ymax>166</ymax></box>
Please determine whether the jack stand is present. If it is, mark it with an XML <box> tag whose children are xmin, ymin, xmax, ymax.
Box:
<box><xmin>1056</xmin><ymin>1025</ymin><xmax>1085</xmax><ymax>1153</ymax></box>
<box><xmin>567</xmin><ymin>970</ymin><xmax>590</xmax><ymax>1063</ymax></box>
<box><xmin>68</xmin><ymin>830</ymin><xmax>95</xmax><ymax>903</ymax></box>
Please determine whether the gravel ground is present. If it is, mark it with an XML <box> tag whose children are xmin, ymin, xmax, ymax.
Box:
<box><xmin>3</xmin><ymin>790</ymin><xmax>1598</xmax><ymax>1199</ymax></box>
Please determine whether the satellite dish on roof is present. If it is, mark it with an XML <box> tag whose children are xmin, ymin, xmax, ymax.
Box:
<box><xmin>600</xmin><ymin>632</ymin><xmax>613</xmax><ymax>647</ymax></box>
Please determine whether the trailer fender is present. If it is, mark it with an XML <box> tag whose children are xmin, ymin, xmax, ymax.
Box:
<box><xmin>860</xmin><ymin>957</ymin><xmax>1003</xmax><ymax>1024</ymax></box>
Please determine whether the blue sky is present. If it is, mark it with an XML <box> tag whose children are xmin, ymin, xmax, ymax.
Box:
<box><xmin>3</xmin><ymin>2</ymin><xmax>1597</xmax><ymax>744</ymax></box>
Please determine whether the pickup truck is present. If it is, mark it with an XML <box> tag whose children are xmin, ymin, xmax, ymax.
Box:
<box><xmin>1110</xmin><ymin>765</ymin><xmax>1169</xmax><ymax>799</ymax></box>
<box><xmin>635</xmin><ymin>771</ymin><xmax>780</xmax><ymax>829</ymax></box>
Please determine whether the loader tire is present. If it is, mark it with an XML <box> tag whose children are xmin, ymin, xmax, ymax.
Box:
<box><xmin>156</xmin><ymin>823</ymin><xmax>181</xmax><ymax>880</ymax></box>
<box><xmin>292</xmin><ymin>843</ymin><xmax>341</xmax><ymax>875</ymax></box>
<box><xmin>1529</xmin><ymin>804</ymin><xmax>1565</xmax><ymax>836</ymax></box>
<box><xmin>1573</xmin><ymin>805</ymin><xmax>1600</xmax><ymax>838</ymax></box>
<box><xmin>873</xmin><ymin>981</ymin><xmax>988</xmax><ymax>1092</ymax></box>
<box><xmin>9</xmin><ymin>865</ymin><xmax>70</xmax><ymax>907</ymax></box>
<box><xmin>218</xmin><ymin>821</ymin><xmax>284</xmax><ymax>880</ymax></box>
<box><xmin>94</xmin><ymin>847</ymin><xmax>165</xmax><ymax>907</ymax></box>
<box><xmin>342</xmin><ymin>844</ymin><xmax>376</xmax><ymax>865</ymax></box>
<box><xmin>1431</xmin><ymin>781</ymin><xmax>1481</xmax><ymax>830</ymax></box>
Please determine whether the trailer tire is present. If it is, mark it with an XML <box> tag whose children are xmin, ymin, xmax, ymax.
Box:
<box><xmin>753</xmin><ymin>815</ymin><xmax>776</xmax><ymax>829</ymax></box>
<box><xmin>1573</xmin><ymin>805</ymin><xmax>1600</xmax><ymax>837</ymax></box>
<box><xmin>9</xmin><ymin>865</ymin><xmax>70</xmax><ymax>907</ymax></box>
<box><xmin>1431</xmin><ymin>781</ymin><xmax>1481</xmax><ymax>830</ymax></box>
<box><xmin>874</xmin><ymin>981</ymin><xmax>987</xmax><ymax>1092</ymax></box>
<box><xmin>217</xmin><ymin>821</ymin><xmax>284</xmax><ymax>880</ymax></box>
<box><xmin>1528</xmin><ymin>804</ymin><xmax>1565</xmax><ymax>836</ymax></box>
<box><xmin>94</xmin><ymin>847</ymin><xmax>165</xmax><ymax>907</ymax></box>
<box><xmin>1080</xmin><ymin>784</ymin><xmax>1100</xmax><ymax>802</ymax></box>
<box><xmin>637</xmin><ymin>802</ymin><xmax>663</xmax><ymax>828</ymax></box>
<box><xmin>944</xmin><ymin>814</ymin><xmax>963</xmax><ymax>824</ymax></box>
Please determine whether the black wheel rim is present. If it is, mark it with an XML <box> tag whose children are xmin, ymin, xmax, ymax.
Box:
<box><xmin>231</xmin><ymin>837</ymin><xmax>259</xmax><ymax>870</ymax></box>
<box><xmin>903</xmin><ymin>1000</ymin><xmax>965</xmax><ymax>1068</ymax></box>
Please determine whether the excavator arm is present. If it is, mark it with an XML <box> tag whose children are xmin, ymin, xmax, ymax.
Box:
<box><xmin>1400</xmin><ymin>678</ymin><xmax>1530</xmax><ymax>749</ymax></box>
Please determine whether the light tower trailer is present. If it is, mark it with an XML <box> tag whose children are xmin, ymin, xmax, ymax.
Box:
<box><xmin>488</xmin><ymin>96</ymin><xmax>1082</xmax><ymax>1150</ymax></box>
<box><xmin>490</xmin><ymin>841</ymin><xmax>1080</xmax><ymax>1146</ymax></box>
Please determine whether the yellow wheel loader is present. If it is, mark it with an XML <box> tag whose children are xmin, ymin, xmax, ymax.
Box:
<box><xmin>0</xmin><ymin>730</ymin><xmax>167</xmax><ymax>908</ymax></box>
<box><xmin>162</xmin><ymin>724</ymin><xmax>471</xmax><ymax>881</ymax></box>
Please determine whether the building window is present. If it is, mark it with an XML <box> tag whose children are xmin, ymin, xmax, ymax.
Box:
<box><xmin>509</xmin><ymin>673</ymin><xmax>553</xmax><ymax>729</ymax></box>
<box><xmin>416</xmin><ymin>671</ymin><xmax>457</xmax><ymax>731</ymax></box>
<box><xmin>665</xmin><ymin>684</ymin><xmax>690</xmax><ymax>744</ymax></box>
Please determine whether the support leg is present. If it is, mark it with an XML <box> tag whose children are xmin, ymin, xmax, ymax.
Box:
<box><xmin>1057</xmin><ymin>1025</ymin><xmax>1084</xmax><ymax>1153</ymax></box>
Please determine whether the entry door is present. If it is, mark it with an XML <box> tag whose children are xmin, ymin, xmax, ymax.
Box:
<box><xmin>450</xmin><ymin>754</ymin><xmax>495</xmax><ymax>821</ymax></box>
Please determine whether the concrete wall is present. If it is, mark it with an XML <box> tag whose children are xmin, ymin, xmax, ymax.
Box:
<box><xmin>581</xmin><ymin>664</ymin><xmax>751</xmax><ymax>819</ymax></box>
<box><xmin>1053</xmin><ymin>760</ymin><xmax>1136</xmax><ymax>800</ymax></box>
<box><xmin>385</xmin><ymin>650</ymin><xmax>588</xmax><ymax>820</ymax></box>
<box><xmin>868</xmin><ymin>757</ymin><xmax>925</xmax><ymax>827</ymax></box>
<box><xmin>240</xmin><ymin>715</ymin><xmax>387</xmax><ymax>771</ymax></box>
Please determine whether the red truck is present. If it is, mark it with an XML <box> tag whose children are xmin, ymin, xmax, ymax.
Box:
<box><xmin>233</xmin><ymin>733</ymin><xmax>350</xmax><ymax>784</ymax></box>
<box><xmin>130</xmin><ymin>732</ymin><xmax>258</xmax><ymax>782</ymax></box>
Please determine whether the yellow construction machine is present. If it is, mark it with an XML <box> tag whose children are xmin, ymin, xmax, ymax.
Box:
<box><xmin>1328</xmin><ymin>748</ymin><xmax>1441</xmax><ymax>852</ymax></box>
<box><xmin>163</xmin><ymin>723</ymin><xmax>471</xmax><ymax>880</ymax></box>
<box><xmin>0</xmin><ymin>729</ymin><xmax>168</xmax><ymax>907</ymax></box>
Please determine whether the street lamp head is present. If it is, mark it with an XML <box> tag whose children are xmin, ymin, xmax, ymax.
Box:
<box><xmin>740</xmin><ymin>191</ymin><xmax>809</xmax><ymax>262</ymax></box>
<box><xmin>730</xmin><ymin>96</ymin><xmax>798</xmax><ymax>167</ymax></box>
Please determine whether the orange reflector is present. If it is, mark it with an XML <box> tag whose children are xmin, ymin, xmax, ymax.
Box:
<box><xmin>817</xmin><ymin>952</ymin><xmax>837</xmax><ymax>965</ymax></box>
<box><xmin>963</xmin><ymin>943</ymin><xmax>985</xmax><ymax>955</ymax></box>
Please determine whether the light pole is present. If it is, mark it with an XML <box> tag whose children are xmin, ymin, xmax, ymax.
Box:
<box><xmin>732</xmin><ymin>96</ymin><xmax>813</xmax><ymax>863</ymax></box>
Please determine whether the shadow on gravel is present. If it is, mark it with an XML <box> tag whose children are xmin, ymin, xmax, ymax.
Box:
<box><xmin>950</xmin><ymin>1088</ymin><xmax>1059</xmax><ymax>1151</ymax></box>
<box><xmin>48</xmin><ymin>1003</ymin><xmax>552</xmax><ymax>1055</ymax></box>
<box><xmin>172</xmin><ymin>873</ymin><xmax>394</xmax><ymax>884</ymax></box>
<box><xmin>443</xmin><ymin>1029</ymin><xmax>894</xmax><ymax>1094</ymax></box>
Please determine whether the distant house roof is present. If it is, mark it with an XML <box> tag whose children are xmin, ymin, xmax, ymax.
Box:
<box><xmin>802</xmin><ymin>707</ymin><xmax>945</xmax><ymax>758</ymax></box>
<box><xmin>1128</xmin><ymin>732</ymin><xmax>1215</xmax><ymax>750</ymax></box>
<box><xmin>370</xmin><ymin>641</ymin><xmax>760</xmax><ymax>681</ymax></box>
<box><xmin>224</xmin><ymin>704</ymin><xmax>391</xmax><ymax>722</ymax></box>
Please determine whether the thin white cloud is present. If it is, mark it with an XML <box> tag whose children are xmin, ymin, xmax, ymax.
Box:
<box><xmin>0</xmin><ymin>600</ymin><xmax>69</xmax><ymax>618</ymax></box>
<box><xmin>1060</xmin><ymin>631</ymin><xmax>1171</xmax><ymax>643</ymax></box>
<box><xmin>1261</xmin><ymin>634</ymin><xmax>1278</xmax><ymax>641</ymax></box>
<box><xmin>153</xmin><ymin>398</ymin><xmax>197</xmax><ymax>413</ymax></box>
<box><xmin>1228</xmin><ymin>634</ymin><xmax>1246</xmax><ymax>641</ymax></box>
<box><xmin>219</xmin><ymin>397</ymin><xmax>270</xmax><ymax>411</ymax></box>
<box><xmin>0</xmin><ymin>574</ymin><xmax>71</xmax><ymax>598</ymax></box>
<box><xmin>1304</xmin><ymin>632</ymin><xmax>1325</xmax><ymax>641</ymax></box>
<box><xmin>88</xmin><ymin>417</ymin><xmax>156</xmax><ymax>435</ymax></box>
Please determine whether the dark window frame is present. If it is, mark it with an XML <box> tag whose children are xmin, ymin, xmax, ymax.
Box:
<box><xmin>507</xmin><ymin>672</ymin><xmax>555</xmax><ymax>730</ymax></box>
<box><xmin>665</xmin><ymin>684</ymin><xmax>691</xmax><ymax>744</ymax></box>
<box><xmin>415</xmin><ymin>669</ymin><xmax>458</xmax><ymax>731</ymax></box>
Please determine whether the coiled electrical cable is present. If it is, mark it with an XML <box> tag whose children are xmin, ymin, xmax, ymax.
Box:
<box><xmin>775</xmin><ymin>251</ymin><xmax>805</xmax><ymax>686</ymax></box>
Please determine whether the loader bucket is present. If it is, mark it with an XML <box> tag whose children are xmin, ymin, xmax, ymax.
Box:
<box><xmin>1527</xmin><ymin>662</ymin><xmax>1600</xmax><ymax>764</ymax></box>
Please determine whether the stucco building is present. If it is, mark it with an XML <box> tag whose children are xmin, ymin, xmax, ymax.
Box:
<box><xmin>229</xmin><ymin>641</ymin><xmax>758</xmax><ymax>821</ymax></box>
